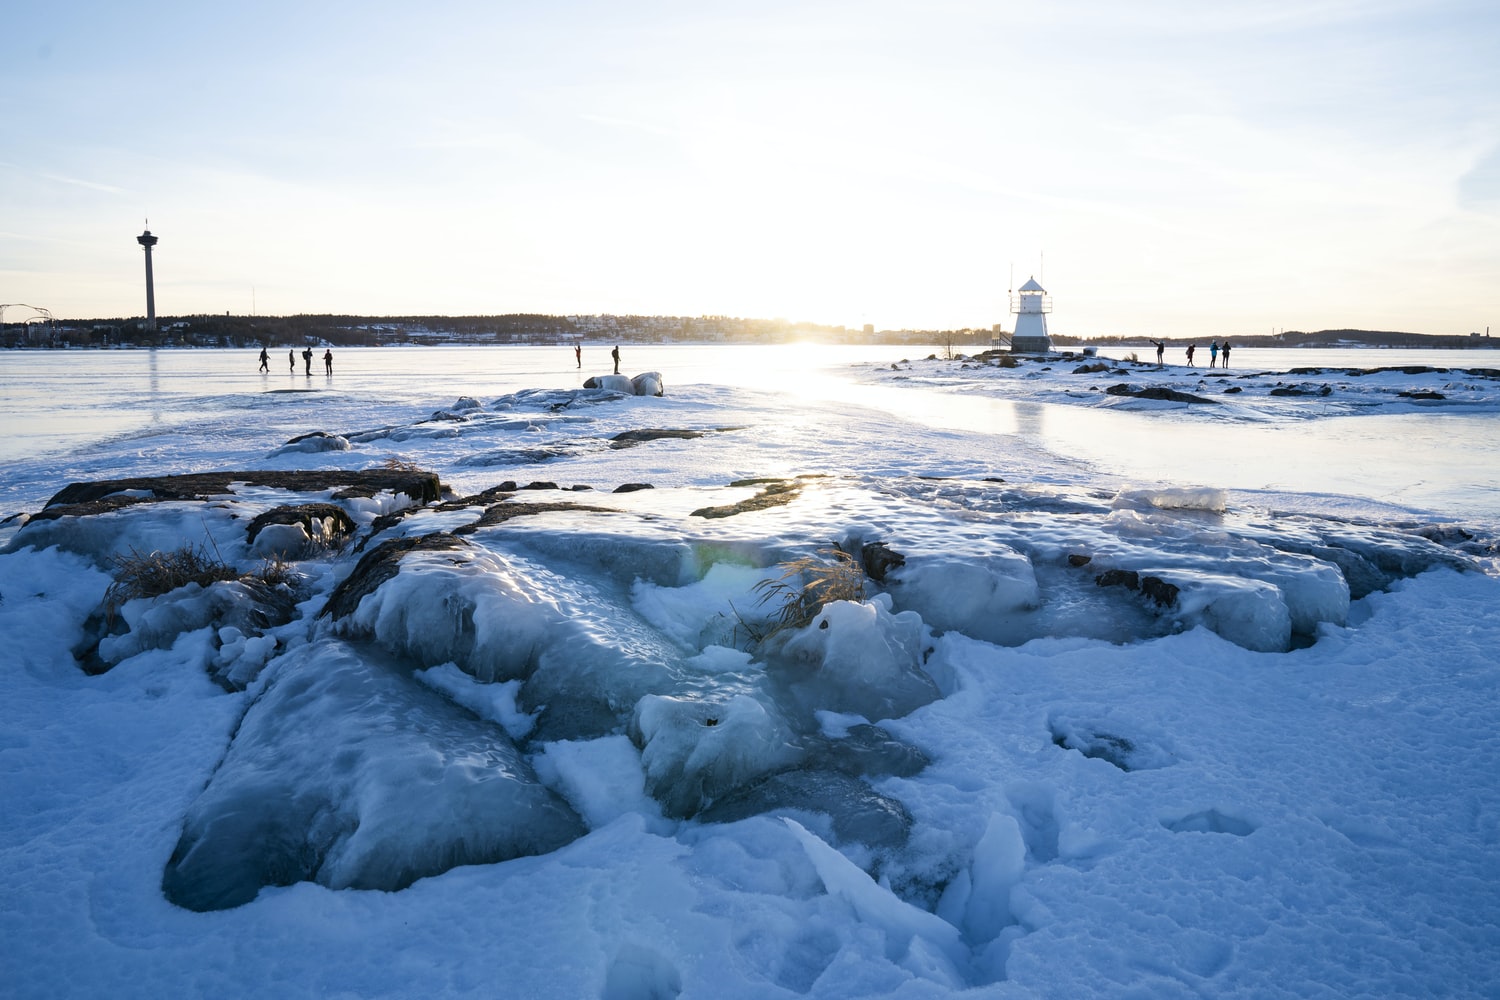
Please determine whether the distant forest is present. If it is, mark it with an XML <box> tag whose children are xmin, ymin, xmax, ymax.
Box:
<box><xmin>0</xmin><ymin>312</ymin><xmax>1492</xmax><ymax>351</ymax></box>
<box><xmin>3</xmin><ymin>313</ymin><xmax>975</xmax><ymax>350</ymax></box>
<box><xmin>1052</xmin><ymin>329</ymin><xmax>1493</xmax><ymax>350</ymax></box>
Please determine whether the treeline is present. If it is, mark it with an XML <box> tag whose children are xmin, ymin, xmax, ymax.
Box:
<box><xmin>2</xmin><ymin>312</ymin><xmax>997</xmax><ymax>350</ymax></box>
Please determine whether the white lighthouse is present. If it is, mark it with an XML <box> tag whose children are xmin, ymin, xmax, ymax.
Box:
<box><xmin>1009</xmin><ymin>276</ymin><xmax>1052</xmax><ymax>354</ymax></box>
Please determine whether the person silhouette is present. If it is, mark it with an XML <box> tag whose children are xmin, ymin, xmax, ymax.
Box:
<box><xmin>302</xmin><ymin>347</ymin><xmax>313</xmax><ymax>376</ymax></box>
<box><xmin>1221</xmin><ymin>341</ymin><xmax>1231</xmax><ymax>368</ymax></box>
<box><xmin>1209</xmin><ymin>341</ymin><xmax>1219</xmax><ymax>369</ymax></box>
<box><xmin>258</xmin><ymin>347</ymin><xmax>269</xmax><ymax>372</ymax></box>
<box><xmin>575</xmin><ymin>344</ymin><xmax>582</xmax><ymax>368</ymax></box>
<box><xmin>611</xmin><ymin>345</ymin><xmax>620</xmax><ymax>374</ymax></box>
<box><xmin>288</xmin><ymin>349</ymin><xmax>295</xmax><ymax>373</ymax></box>
<box><xmin>1153</xmin><ymin>340</ymin><xmax>1165</xmax><ymax>366</ymax></box>
<box><xmin>323</xmin><ymin>349</ymin><xmax>333</xmax><ymax>376</ymax></box>
<box><xmin>1186</xmin><ymin>344</ymin><xmax>1196</xmax><ymax>366</ymax></box>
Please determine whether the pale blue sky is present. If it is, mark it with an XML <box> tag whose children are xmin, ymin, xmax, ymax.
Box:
<box><xmin>3</xmin><ymin>0</ymin><xmax>1496</xmax><ymax>337</ymax></box>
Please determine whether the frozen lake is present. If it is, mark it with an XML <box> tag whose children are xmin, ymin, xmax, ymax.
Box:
<box><xmin>4</xmin><ymin>344</ymin><xmax>1498</xmax><ymax>521</ymax></box>
<box><xmin>3</xmin><ymin>341</ymin><xmax>1498</xmax><ymax>998</ymax></box>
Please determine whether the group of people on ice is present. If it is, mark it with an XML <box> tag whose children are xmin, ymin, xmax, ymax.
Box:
<box><xmin>259</xmin><ymin>346</ymin><xmax>333</xmax><ymax>376</ymax></box>
<box><xmin>1151</xmin><ymin>340</ymin><xmax>1232</xmax><ymax>368</ymax></box>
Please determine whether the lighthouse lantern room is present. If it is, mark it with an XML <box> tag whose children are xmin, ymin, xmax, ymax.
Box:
<box><xmin>1009</xmin><ymin>276</ymin><xmax>1052</xmax><ymax>354</ymax></box>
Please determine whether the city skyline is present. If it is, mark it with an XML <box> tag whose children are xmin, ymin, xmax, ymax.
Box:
<box><xmin>2</xmin><ymin>1</ymin><xmax>1497</xmax><ymax>338</ymax></box>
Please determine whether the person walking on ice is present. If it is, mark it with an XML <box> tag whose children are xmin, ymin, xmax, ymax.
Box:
<box><xmin>288</xmin><ymin>349</ymin><xmax>295</xmax><ymax>373</ymax></box>
<box><xmin>258</xmin><ymin>347</ymin><xmax>269</xmax><ymax>372</ymax></box>
<box><xmin>612</xmin><ymin>345</ymin><xmax>620</xmax><ymax>374</ymax></box>
<box><xmin>1186</xmin><ymin>344</ymin><xmax>1196</xmax><ymax>366</ymax></box>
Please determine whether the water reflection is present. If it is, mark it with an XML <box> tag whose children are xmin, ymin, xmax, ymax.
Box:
<box><xmin>1013</xmin><ymin>401</ymin><xmax>1046</xmax><ymax>442</ymax></box>
<box><xmin>147</xmin><ymin>348</ymin><xmax>161</xmax><ymax>423</ymax></box>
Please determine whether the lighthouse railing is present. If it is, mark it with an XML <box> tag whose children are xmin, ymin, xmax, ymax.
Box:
<box><xmin>1009</xmin><ymin>293</ymin><xmax>1052</xmax><ymax>313</ymax></box>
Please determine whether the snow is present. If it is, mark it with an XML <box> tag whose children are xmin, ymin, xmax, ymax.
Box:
<box><xmin>1</xmin><ymin>345</ymin><xmax>1498</xmax><ymax>998</ymax></box>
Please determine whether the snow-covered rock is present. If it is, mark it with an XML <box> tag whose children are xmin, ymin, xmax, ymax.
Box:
<box><xmin>885</xmin><ymin>550</ymin><xmax>1040</xmax><ymax>643</ymax></box>
<box><xmin>268</xmin><ymin>431</ymin><xmax>351</xmax><ymax>456</ymax></box>
<box><xmin>630</xmin><ymin>693</ymin><xmax>800</xmax><ymax>818</ymax></box>
<box><xmin>632</xmin><ymin>371</ymin><xmax>665</xmax><ymax>397</ymax></box>
<box><xmin>162</xmin><ymin>639</ymin><xmax>586</xmax><ymax>911</ymax></box>
<box><xmin>772</xmin><ymin>595</ymin><xmax>939</xmax><ymax>722</ymax></box>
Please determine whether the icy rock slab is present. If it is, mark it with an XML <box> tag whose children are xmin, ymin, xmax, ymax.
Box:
<box><xmin>1094</xmin><ymin>510</ymin><xmax>1351</xmax><ymax>647</ymax></box>
<box><xmin>1258</xmin><ymin>523</ymin><xmax>1478</xmax><ymax>600</ymax></box>
<box><xmin>884</xmin><ymin>550</ymin><xmax>1039</xmax><ymax>643</ymax></box>
<box><xmin>336</xmin><ymin>537</ymin><xmax>561</xmax><ymax>684</ymax></box>
<box><xmin>331</xmin><ymin>533</ymin><xmax>700</xmax><ymax>741</ymax></box>
<box><xmin>701</xmin><ymin>769</ymin><xmax>915</xmax><ymax>849</ymax></box>
<box><xmin>162</xmin><ymin>639</ymin><xmax>585</xmax><ymax>912</ymax></box>
<box><xmin>1096</xmin><ymin>566</ymin><xmax>1293</xmax><ymax>652</ymax></box>
<box><xmin>770</xmin><ymin>595</ymin><xmax>939</xmax><ymax>722</ymax></box>
<box><xmin>491</xmin><ymin>386</ymin><xmax>631</xmax><ymax>410</ymax></box>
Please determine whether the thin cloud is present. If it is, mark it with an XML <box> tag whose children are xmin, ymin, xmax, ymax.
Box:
<box><xmin>37</xmin><ymin>171</ymin><xmax>124</xmax><ymax>195</ymax></box>
<box><xmin>1458</xmin><ymin>143</ymin><xmax>1500</xmax><ymax>210</ymax></box>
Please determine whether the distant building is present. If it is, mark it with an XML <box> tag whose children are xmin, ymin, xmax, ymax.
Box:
<box><xmin>1009</xmin><ymin>276</ymin><xmax>1052</xmax><ymax>353</ymax></box>
<box><xmin>137</xmin><ymin>229</ymin><xmax>159</xmax><ymax>332</ymax></box>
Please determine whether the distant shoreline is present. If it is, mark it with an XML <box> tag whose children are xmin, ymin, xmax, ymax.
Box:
<box><xmin>3</xmin><ymin>335</ymin><xmax>1495</xmax><ymax>352</ymax></box>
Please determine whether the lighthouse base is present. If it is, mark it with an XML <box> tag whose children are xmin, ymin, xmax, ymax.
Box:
<box><xmin>1010</xmin><ymin>336</ymin><xmax>1053</xmax><ymax>354</ymax></box>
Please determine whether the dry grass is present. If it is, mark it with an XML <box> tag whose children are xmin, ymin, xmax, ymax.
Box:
<box><xmin>748</xmin><ymin>548</ymin><xmax>867</xmax><ymax>641</ymax></box>
<box><xmin>252</xmin><ymin>557</ymin><xmax>299</xmax><ymax>589</ymax></box>
<box><xmin>104</xmin><ymin>545</ymin><xmax>236</xmax><ymax>621</ymax></box>
<box><xmin>103</xmin><ymin>545</ymin><xmax>299</xmax><ymax>622</ymax></box>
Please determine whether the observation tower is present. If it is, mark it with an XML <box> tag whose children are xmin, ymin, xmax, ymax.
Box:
<box><xmin>1009</xmin><ymin>276</ymin><xmax>1052</xmax><ymax>353</ymax></box>
<box><xmin>137</xmin><ymin>228</ymin><xmax>159</xmax><ymax>331</ymax></box>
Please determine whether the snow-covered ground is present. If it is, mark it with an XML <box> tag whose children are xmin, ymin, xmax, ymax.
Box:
<box><xmin>1</xmin><ymin>347</ymin><xmax>1497</xmax><ymax>999</ymax></box>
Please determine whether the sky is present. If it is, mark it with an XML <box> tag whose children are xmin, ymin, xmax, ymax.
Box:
<box><xmin>2</xmin><ymin>0</ymin><xmax>1498</xmax><ymax>338</ymax></box>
